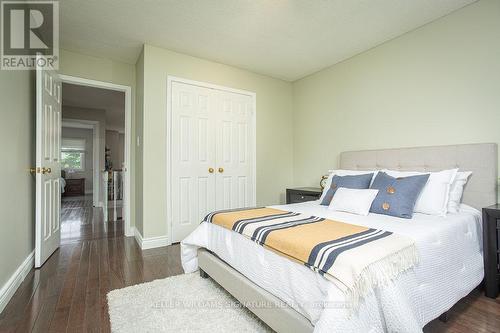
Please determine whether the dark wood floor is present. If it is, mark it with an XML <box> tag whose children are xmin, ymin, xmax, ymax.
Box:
<box><xmin>0</xmin><ymin>197</ymin><xmax>498</xmax><ymax>332</ymax></box>
<box><xmin>0</xmin><ymin>197</ymin><xmax>182</xmax><ymax>333</ymax></box>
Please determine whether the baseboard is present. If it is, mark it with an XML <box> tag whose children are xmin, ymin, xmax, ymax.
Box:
<box><xmin>133</xmin><ymin>227</ymin><xmax>169</xmax><ymax>250</ymax></box>
<box><xmin>0</xmin><ymin>251</ymin><xmax>34</xmax><ymax>314</ymax></box>
<box><xmin>133</xmin><ymin>227</ymin><xmax>143</xmax><ymax>247</ymax></box>
<box><xmin>124</xmin><ymin>227</ymin><xmax>134</xmax><ymax>237</ymax></box>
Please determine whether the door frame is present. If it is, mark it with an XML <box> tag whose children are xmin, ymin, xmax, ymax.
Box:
<box><xmin>60</xmin><ymin>74</ymin><xmax>133</xmax><ymax>237</ymax></box>
<box><xmin>166</xmin><ymin>76</ymin><xmax>257</xmax><ymax>244</ymax></box>
<box><xmin>61</xmin><ymin>119</ymin><xmax>100</xmax><ymax>206</ymax></box>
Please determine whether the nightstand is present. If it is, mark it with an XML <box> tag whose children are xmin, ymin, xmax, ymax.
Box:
<box><xmin>483</xmin><ymin>204</ymin><xmax>500</xmax><ymax>298</ymax></box>
<box><xmin>63</xmin><ymin>178</ymin><xmax>85</xmax><ymax>196</ymax></box>
<box><xmin>286</xmin><ymin>187</ymin><xmax>322</xmax><ymax>204</ymax></box>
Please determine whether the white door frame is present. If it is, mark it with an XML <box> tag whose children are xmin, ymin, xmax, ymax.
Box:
<box><xmin>61</xmin><ymin>119</ymin><xmax>100</xmax><ymax>206</ymax></box>
<box><xmin>60</xmin><ymin>74</ymin><xmax>133</xmax><ymax>237</ymax></box>
<box><xmin>166</xmin><ymin>76</ymin><xmax>257</xmax><ymax>244</ymax></box>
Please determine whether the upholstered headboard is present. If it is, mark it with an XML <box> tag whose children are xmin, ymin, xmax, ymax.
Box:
<box><xmin>339</xmin><ymin>143</ymin><xmax>498</xmax><ymax>210</ymax></box>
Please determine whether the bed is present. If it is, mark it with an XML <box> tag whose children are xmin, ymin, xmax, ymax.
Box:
<box><xmin>181</xmin><ymin>143</ymin><xmax>498</xmax><ymax>333</ymax></box>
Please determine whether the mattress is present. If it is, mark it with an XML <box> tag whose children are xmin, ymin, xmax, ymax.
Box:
<box><xmin>181</xmin><ymin>201</ymin><xmax>483</xmax><ymax>333</ymax></box>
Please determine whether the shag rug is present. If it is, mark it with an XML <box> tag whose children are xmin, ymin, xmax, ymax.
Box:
<box><xmin>107</xmin><ymin>273</ymin><xmax>273</xmax><ymax>332</ymax></box>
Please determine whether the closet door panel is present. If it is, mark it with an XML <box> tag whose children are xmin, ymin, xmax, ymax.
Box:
<box><xmin>215</xmin><ymin>91</ymin><xmax>254</xmax><ymax>210</ymax></box>
<box><xmin>171</xmin><ymin>82</ymin><xmax>216</xmax><ymax>242</ymax></box>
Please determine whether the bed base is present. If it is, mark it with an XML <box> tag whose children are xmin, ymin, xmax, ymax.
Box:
<box><xmin>198</xmin><ymin>248</ymin><xmax>314</xmax><ymax>333</ymax></box>
<box><xmin>198</xmin><ymin>248</ymin><xmax>453</xmax><ymax>331</ymax></box>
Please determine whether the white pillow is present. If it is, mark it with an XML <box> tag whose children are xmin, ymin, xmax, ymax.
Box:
<box><xmin>328</xmin><ymin>188</ymin><xmax>379</xmax><ymax>216</ymax></box>
<box><xmin>447</xmin><ymin>171</ymin><xmax>472</xmax><ymax>213</ymax></box>
<box><xmin>383</xmin><ymin>168</ymin><xmax>458</xmax><ymax>216</ymax></box>
<box><xmin>319</xmin><ymin>169</ymin><xmax>378</xmax><ymax>203</ymax></box>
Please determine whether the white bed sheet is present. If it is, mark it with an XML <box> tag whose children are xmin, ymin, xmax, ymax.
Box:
<box><xmin>181</xmin><ymin>201</ymin><xmax>483</xmax><ymax>333</ymax></box>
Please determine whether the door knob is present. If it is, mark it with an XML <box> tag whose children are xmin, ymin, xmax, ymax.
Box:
<box><xmin>208</xmin><ymin>167</ymin><xmax>214</xmax><ymax>173</ymax></box>
<box><xmin>218</xmin><ymin>167</ymin><xmax>224</xmax><ymax>173</ymax></box>
<box><xmin>41</xmin><ymin>167</ymin><xmax>51</xmax><ymax>174</ymax></box>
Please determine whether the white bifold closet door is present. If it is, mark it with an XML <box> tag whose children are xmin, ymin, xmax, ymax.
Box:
<box><xmin>171</xmin><ymin>80</ymin><xmax>255</xmax><ymax>242</ymax></box>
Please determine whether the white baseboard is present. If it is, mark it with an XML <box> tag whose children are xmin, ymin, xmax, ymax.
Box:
<box><xmin>124</xmin><ymin>227</ymin><xmax>134</xmax><ymax>237</ymax></box>
<box><xmin>133</xmin><ymin>227</ymin><xmax>169</xmax><ymax>250</ymax></box>
<box><xmin>0</xmin><ymin>251</ymin><xmax>34</xmax><ymax>314</ymax></box>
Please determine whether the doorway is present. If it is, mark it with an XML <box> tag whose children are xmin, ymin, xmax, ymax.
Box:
<box><xmin>59</xmin><ymin>75</ymin><xmax>132</xmax><ymax>237</ymax></box>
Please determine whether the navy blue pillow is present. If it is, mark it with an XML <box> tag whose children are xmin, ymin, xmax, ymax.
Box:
<box><xmin>320</xmin><ymin>173</ymin><xmax>374</xmax><ymax>206</ymax></box>
<box><xmin>369</xmin><ymin>172</ymin><xmax>429</xmax><ymax>219</ymax></box>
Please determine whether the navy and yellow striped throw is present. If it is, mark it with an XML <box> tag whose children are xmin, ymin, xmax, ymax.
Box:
<box><xmin>204</xmin><ymin>207</ymin><xmax>418</xmax><ymax>306</ymax></box>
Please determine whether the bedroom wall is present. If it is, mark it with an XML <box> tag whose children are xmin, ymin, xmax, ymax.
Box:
<box><xmin>62</xmin><ymin>127</ymin><xmax>94</xmax><ymax>192</ymax></box>
<box><xmin>135</xmin><ymin>49</ymin><xmax>144</xmax><ymax>235</ymax></box>
<box><xmin>292</xmin><ymin>0</ymin><xmax>500</xmax><ymax>191</ymax></box>
<box><xmin>106</xmin><ymin>130</ymin><xmax>124</xmax><ymax>170</ymax></box>
<box><xmin>140</xmin><ymin>44</ymin><xmax>294</xmax><ymax>238</ymax></box>
<box><xmin>59</xmin><ymin>49</ymin><xmax>137</xmax><ymax>228</ymax></box>
<box><xmin>0</xmin><ymin>70</ymin><xmax>35</xmax><ymax>304</ymax></box>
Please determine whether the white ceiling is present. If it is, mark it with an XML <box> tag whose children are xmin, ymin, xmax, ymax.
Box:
<box><xmin>60</xmin><ymin>0</ymin><xmax>476</xmax><ymax>81</ymax></box>
<box><xmin>62</xmin><ymin>83</ymin><xmax>125</xmax><ymax>132</ymax></box>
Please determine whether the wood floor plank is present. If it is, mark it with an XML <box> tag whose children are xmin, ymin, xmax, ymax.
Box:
<box><xmin>98</xmin><ymin>239</ymin><xmax>111</xmax><ymax>333</ymax></box>
<box><xmin>83</xmin><ymin>240</ymin><xmax>100</xmax><ymax>332</ymax></box>
<box><xmin>31</xmin><ymin>246</ymin><xmax>75</xmax><ymax>333</ymax></box>
<box><xmin>66</xmin><ymin>241</ymin><xmax>91</xmax><ymax>332</ymax></box>
<box><xmin>48</xmin><ymin>243</ymin><xmax>84</xmax><ymax>333</ymax></box>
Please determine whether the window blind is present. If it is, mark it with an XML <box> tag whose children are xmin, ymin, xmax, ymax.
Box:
<box><xmin>61</xmin><ymin>138</ymin><xmax>86</xmax><ymax>151</ymax></box>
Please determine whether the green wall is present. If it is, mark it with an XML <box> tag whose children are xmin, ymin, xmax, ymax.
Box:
<box><xmin>140</xmin><ymin>45</ymin><xmax>294</xmax><ymax>238</ymax></box>
<box><xmin>292</xmin><ymin>0</ymin><xmax>500</xmax><ymax>188</ymax></box>
<box><xmin>135</xmin><ymin>49</ymin><xmax>144</xmax><ymax>236</ymax></box>
<box><xmin>0</xmin><ymin>70</ymin><xmax>35</xmax><ymax>294</ymax></box>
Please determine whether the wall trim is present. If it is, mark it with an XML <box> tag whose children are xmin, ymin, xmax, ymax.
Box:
<box><xmin>0</xmin><ymin>251</ymin><xmax>34</xmax><ymax>314</ymax></box>
<box><xmin>133</xmin><ymin>228</ymin><xmax>169</xmax><ymax>250</ymax></box>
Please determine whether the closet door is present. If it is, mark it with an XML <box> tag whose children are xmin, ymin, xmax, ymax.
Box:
<box><xmin>171</xmin><ymin>82</ymin><xmax>217</xmax><ymax>242</ymax></box>
<box><xmin>215</xmin><ymin>91</ymin><xmax>254</xmax><ymax>210</ymax></box>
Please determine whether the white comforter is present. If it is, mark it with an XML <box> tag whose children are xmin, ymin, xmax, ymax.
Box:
<box><xmin>181</xmin><ymin>201</ymin><xmax>483</xmax><ymax>333</ymax></box>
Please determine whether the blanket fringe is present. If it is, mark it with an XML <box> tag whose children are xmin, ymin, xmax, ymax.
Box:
<box><xmin>346</xmin><ymin>244</ymin><xmax>419</xmax><ymax>313</ymax></box>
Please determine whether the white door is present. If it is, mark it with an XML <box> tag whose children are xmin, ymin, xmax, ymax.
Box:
<box><xmin>171</xmin><ymin>82</ymin><xmax>217</xmax><ymax>242</ymax></box>
<box><xmin>35</xmin><ymin>55</ymin><xmax>62</xmax><ymax>268</ymax></box>
<box><xmin>215</xmin><ymin>91</ymin><xmax>254</xmax><ymax>210</ymax></box>
<box><xmin>170</xmin><ymin>80</ymin><xmax>255</xmax><ymax>242</ymax></box>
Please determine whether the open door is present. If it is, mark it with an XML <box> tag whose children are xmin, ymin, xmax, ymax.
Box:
<box><xmin>34</xmin><ymin>54</ymin><xmax>62</xmax><ymax>268</ymax></box>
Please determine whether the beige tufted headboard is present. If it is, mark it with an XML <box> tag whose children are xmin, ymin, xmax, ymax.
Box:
<box><xmin>340</xmin><ymin>143</ymin><xmax>498</xmax><ymax>210</ymax></box>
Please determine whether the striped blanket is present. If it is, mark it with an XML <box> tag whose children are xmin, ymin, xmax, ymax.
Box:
<box><xmin>204</xmin><ymin>207</ymin><xmax>418</xmax><ymax>307</ymax></box>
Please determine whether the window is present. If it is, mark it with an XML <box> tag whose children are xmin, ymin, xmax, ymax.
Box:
<box><xmin>61</xmin><ymin>138</ymin><xmax>86</xmax><ymax>171</ymax></box>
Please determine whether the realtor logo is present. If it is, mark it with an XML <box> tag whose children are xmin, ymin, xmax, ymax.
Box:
<box><xmin>1</xmin><ymin>0</ymin><xmax>59</xmax><ymax>70</ymax></box>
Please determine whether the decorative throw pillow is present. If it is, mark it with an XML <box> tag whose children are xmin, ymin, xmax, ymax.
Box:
<box><xmin>370</xmin><ymin>172</ymin><xmax>430</xmax><ymax>219</ymax></box>
<box><xmin>447</xmin><ymin>171</ymin><xmax>472</xmax><ymax>213</ymax></box>
<box><xmin>384</xmin><ymin>169</ymin><xmax>458</xmax><ymax>216</ymax></box>
<box><xmin>328</xmin><ymin>188</ymin><xmax>379</xmax><ymax>216</ymax></box>
<box><xmin>320</xmin><ymin>173</ymin><xmax>374</xmax><ymax>206</ymax></box>
<box><xmin>319</xmin><ymin>170</ymin><xmax>378</xmax><ymax>203</ymax></box>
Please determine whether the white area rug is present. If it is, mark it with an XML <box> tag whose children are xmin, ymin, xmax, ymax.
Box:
<box><xmin>107</xmin><ymin>273</ymin><xmax>273</xmax><ymax>332</ymax></box>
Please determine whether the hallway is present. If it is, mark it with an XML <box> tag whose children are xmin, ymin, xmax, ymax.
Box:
<box><xmin>60</xmin><ymin>196</ymin><xmax>123</xmax><ymax>245</ymax></box>
<box><xmin>0</xmin><ymin>199</ymin><xmax>181</xmax><ymax>332</ymax></box>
